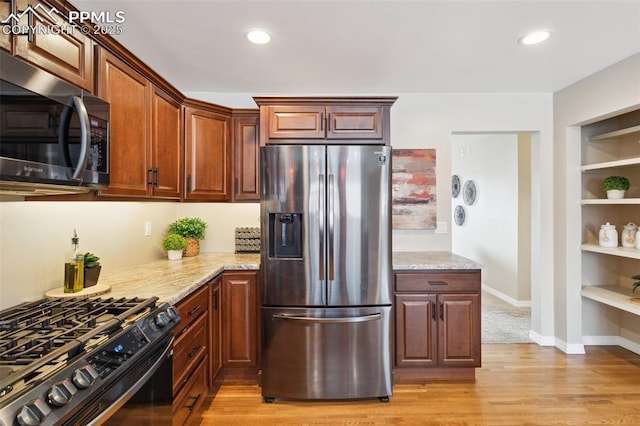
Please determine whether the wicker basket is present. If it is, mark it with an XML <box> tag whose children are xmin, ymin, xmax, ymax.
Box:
<box><xmin>183</xmin><ymin>237</ymin><xmax>200</xmax><ymax>257</ymax></box>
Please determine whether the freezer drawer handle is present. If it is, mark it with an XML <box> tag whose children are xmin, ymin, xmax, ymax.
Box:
<box><xmin>273</xmin><ymin>313</ymin><xmax>381</xmax><ymax>324</ymax></box>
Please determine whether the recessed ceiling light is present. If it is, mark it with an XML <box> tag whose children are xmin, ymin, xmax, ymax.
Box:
<box><xmin>246</xmin><ymin>29</ymin><xmax>271</xmax><ymax>45</ymax></box>
<box><xmin>518</xmin><ymin>29</ymin><xmax>552</xmax><ymax>45</ymax></box>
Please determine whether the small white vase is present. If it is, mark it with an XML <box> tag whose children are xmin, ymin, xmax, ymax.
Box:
<box><xmin>606</xmin><ymin>190</ymin><xmax>625</xmax><ymax>199</ymax></box>
<box><xmin>167</xmin><ymin>250</ymin><xmax>183</xmax><ymax>260</ymax></box>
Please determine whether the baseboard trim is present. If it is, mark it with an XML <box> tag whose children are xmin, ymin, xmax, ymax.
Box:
<box><xmin>482</xmin><ymin>285</ymin><xmax>531</xmax><ymax>308</ymax></box>
<box><xmin>583</xmin><ymin>335</ymin><xmax>640</xmax><ymax>355</ymax></box>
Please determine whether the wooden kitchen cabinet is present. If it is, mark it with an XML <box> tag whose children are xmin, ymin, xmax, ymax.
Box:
<box><xmin>232</xmin><ymin>110</ymin><xmax>260</xmax><ymax>201</ymax></box>
<box><xmin>12</xmin><ymin>0</ymin><xmax>94</xmax><ymax>92</ymax></box>
<box><xmin>183</xmin><ymin>101</ymin><xmax>232</xmax><ymax>201</ymax></box>
<box><xmin>98</xmin><ymin>48</ymin><xmax>182</xmax><ymax>199</ymax></box>
<box><xmin>221</xmin><ymin>271</ymin><xmax>259</xmax><ymax>379</ymax></box>
<box><xmin>209</xmin><ymin>275</ymin><xmax>222</xmax><ymax>384</ymax></box>
<box><xmin>173</xmin><ymin>283</ymin><xmax>209</xmax><ymax>425</ymax></box>
<box><xmin>254</xmin><ymin>97</ymin><xmax>397</xmax><ymax>144</ymax></box>
<box><xmin>394</xmin><ymin>270</ymin><xmax>481</xmax><ymax>380</ymax></box>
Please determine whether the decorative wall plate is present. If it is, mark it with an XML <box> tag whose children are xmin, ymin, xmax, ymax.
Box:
<box><xmin>452</xmin><ymin>175</ymin><xmax>461</xmax><ymax>198</ymax></box>
<box><xmin>463</xmin><ymin>180</ymin><xmax>477</xmax><ymax>205</ymax></box>
<box><xmin>454</xmin><ymin>205</ymin><xmax>466</xmax><ymax>226</ymax></box>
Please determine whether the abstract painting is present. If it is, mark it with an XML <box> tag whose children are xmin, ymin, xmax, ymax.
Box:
<box><xmin>391</xmin><ymin>149</ymin><xmax>437</xmax><ymax>229</ymax></box>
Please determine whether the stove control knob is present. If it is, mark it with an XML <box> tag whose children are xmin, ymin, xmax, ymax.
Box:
<box><xmin>166</xmin><ymin>306</ymin><xmax>179</xmax><ymax>322</ymax></box>
<box><xmin>154</xmin><ymin>311</ymin><xmax>170</xmax><ymax>327</ymax></box>
<box><xmin>47</xmin><ymin>379</ymin><xmax>78</xmax><ymax>407</ymax></box>
<box><xmin>72</xmin><ymin>365</ymin><xmax>99</xmax><ymax>389</ymax></box>
<box><xmin>16</xmin><ymin>399</ymin><xmax>51</xmax><ymax>426</ymax></box>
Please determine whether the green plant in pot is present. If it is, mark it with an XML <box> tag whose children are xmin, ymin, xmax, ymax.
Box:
<box><xmin>163</xmin><ymin>233</ymin><xmax>187</xmax><ymax>260</ymax></box>
<box><xmin>167</xmin><ymin>217</ymin><xmax>207</xmax><ymax>257</ymax></box>
<box><xmin>83</xmin><ymin>252</ymin><xmax>101</xmax><ymax>288</ymax></box>
<box><xmin>601</xmin><ymin>176</ymin><xmax>630</xmax><ymax>199</ymax></box>
<box><xmin>633</xmin><ymin>275</ymin><xmax>640</xmax><ymax>294</ymax></box>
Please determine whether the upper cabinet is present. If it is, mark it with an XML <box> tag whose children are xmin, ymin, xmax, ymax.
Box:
<box><xmin>97</xmin><ymin>48</ymin><xmax>182</xmax><ymax>199</ymax></box>
<box><xmin>8</xmin><ymin>0</ymin><xmax>94</xmax><ymax>92</ymax></box>
<box><xmin>184</xmin><ymin>101</ymin><xmax>232</xmax><ymax>201</ymax></box>
<box><xmin>232</xmin><ymin>110</ymin><xmax>260</xmax><ymax>202</ymax></box>
<box><xmin>254</xmin><ymin>97</ymin><xmax>397</xmax><ymax>144</ymax></box>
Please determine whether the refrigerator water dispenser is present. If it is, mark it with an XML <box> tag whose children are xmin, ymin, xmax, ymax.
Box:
<box><xmin>269</xmin><ymin>213</ymin><xmax>303</xmax><ymax>258</ymax></box>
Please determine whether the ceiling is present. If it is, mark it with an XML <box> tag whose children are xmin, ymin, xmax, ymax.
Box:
<box><xmin>71</xmin><ymin>0</ymin><xmax>640</xmax><ymax>95</ymax></box>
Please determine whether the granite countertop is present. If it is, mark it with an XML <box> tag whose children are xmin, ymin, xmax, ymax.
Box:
<box><xmin>100</xmin><ymin>252</ymin><xmax>260</xmax><ymax>305</ymax></box>
<box><xmin>392</xmin><ymin>251</ymin><xmax>483</xmax><ymax>270</ymax></box>
<box><xmin>74</xmin><ymin>251</ymin><xmax>480</xmax><ymax>305</ymax></box>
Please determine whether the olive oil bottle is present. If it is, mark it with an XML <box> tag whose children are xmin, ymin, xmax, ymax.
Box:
<box><xmin>64</xmin><ymin>230</ymin><xmax>84</xmax><ymax>293</ymax></box>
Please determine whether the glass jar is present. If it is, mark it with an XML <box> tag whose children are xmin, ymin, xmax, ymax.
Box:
<box><xmin>622</xmin><ymin>223</ymin><xmax>637</xmax><ymax>248</ymax></box>
<box><xmin>598</xmin><ymin>222</ymin><xmax>618</xmax><ymax>248</ymax></box>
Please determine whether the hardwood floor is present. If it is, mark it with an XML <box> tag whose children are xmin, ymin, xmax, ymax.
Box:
<box><xmin>194</xmin><ymin>344</ymin><xmax>640</xmax><ymax>425</ymax></box>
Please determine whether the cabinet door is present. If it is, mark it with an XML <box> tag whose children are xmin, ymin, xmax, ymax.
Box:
<box><xmin>267</xmin><ymin>105</ymin><xmax>325</xmax><ymax>139</ymax></box>
<box><xmin>209</xmin><ymin>277</ymin><xmax>222</xmax><ymax>383</ymax></box>
<box><xmin>232</xmin><ymin>112</ymin><xmax>260</xmax><ymax>201</ymax></box>
<box><xmin>222</xmin><ymin>272</ymin><xmax>258</xmax><ymax>368</ymax></box>
<box><xmin>14</xmin><ymin>0</ymin><xmax>93</xmax><ymax>92</ymax></box>
<box><xmin>184</xmin><ymin>106</ymin><xmax>232</xmax><ymax>201</ymax></box>
<box><xmin>437</xmin><ymin>293</ymin><xmax>481</xmax><ymax>368</ymax></box>
<box><xmin>97</xmin><ymin>49</ymin><xmax>152</xmax><ymax>197</ymax></box>
<box><xmin>394</xmin><ymin>294</ymin><xmax>437</xmax><ymax>367</ymax></box>
<box><xmin>151</xmin><ymin>87</ymin><xmax>182</xmax><ymax>199</ymax></box>
<box><xmin>326</xmin><ymin>106</ymin><xmax>383</xmax><ymax>139</ymax></box>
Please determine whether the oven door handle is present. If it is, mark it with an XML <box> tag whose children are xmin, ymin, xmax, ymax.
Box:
<box><xmin>86</xmin><ymin>336</ymin><xmax>174</xmax><ymax>426</ymax></box>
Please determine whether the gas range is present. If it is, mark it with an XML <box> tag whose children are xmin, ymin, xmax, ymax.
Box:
<box><xmin>0</xmin><ymin>296</ymin><xmax>180</xmax><ymax>426</ymax></box>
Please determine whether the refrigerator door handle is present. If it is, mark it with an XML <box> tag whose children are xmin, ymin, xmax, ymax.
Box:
<box><xmin>319</xmin><ymin>174</ymin><xmax>325</xmax><ymax>281</ymax></box>
<box><xmin>328</xmin><ymin>174</ymin><xmax>335</xmax><ymax>281</ymax></box>
<box><xmin>272</xmin><ymin>313</ymin><xmax>381</xmax><ymax>324</ymax></box>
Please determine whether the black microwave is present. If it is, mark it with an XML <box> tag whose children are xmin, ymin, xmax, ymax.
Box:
<box><xmin>0</xmin><ymin>51</ymin><xmax>109</xmax><ymax>195</ymax></box>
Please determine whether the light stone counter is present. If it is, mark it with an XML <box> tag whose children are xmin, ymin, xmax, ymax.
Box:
<box><xmin>73</xmin><ymin>251</ymin><xmax>479</xmax><ymax>306</ymax></box>
<box><xmin>393</xmin><ymin>251</ymin><xmax>482</xmax><ymax>270</ymax></box>
<box><xmin>98</xmin><ymin>252</ymin><xmax>260</xmax><ymax>305</ymax></box>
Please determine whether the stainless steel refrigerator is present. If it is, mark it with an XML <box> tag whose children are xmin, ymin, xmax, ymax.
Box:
<box><xmin>260</xmin><ymin>144</ymin><xmax>392</xmax><ymax>402</ymax></box>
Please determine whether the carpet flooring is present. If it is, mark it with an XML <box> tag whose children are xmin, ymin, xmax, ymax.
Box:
<box><xmin>481</xmin><ymin>290</ymin><xmax>531</xmax><ymax>343</ymax></box>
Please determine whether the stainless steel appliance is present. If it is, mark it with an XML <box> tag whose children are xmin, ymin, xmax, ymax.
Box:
<box><xmin>0</xmin><ymin>296</ymin><xmax>179</xmax><ymax>425</ymax></box>
<box><xmin>0</xmin><ymin>51</ymin><xmax>109</xmax><ymax>196</ymax></box>
<box><xmin>260</xmin><ymin>144</ymin><xmax>392</xmax><ymax>402</ymax></box>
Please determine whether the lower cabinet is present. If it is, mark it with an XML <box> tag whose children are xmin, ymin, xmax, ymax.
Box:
<box><xmin>173</xmin><ymin>284</ymin><xmax>209</xmax><ymax>425</ymax></box>
<box><xmin>220</xmin><ymin>271</ymin><xmax>259</xmax><ymax>380</ymax></box>
<box><xmin>394</xmin><ymin>270</ymin><xmax>481</xmax><ymax>380</ymax></box>
<box><xmin>209</xmin><ymin>276</ymin><xmax>222</xmax><ymax>384</ymax></box>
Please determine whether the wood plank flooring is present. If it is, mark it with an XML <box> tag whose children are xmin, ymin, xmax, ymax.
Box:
<box><xmin>194</xmin><ymin>344</ymin><xmax>640</xmax><ymax>425</ymax></box>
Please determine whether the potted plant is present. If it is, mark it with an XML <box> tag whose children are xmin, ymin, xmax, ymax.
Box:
<box><xmin>168</xmin><ymin>217</ymin><xmax>208</xmax><ymax>257</ymax></box>
<box><xmin>163</xmin><ymin>233</ymin><xmax>187</xmax><ymax>260</ymax></box>
<box><xmin>633</xmin><ymin>275</ymin><xmax>640</xmax><ymax>293</ymax></box>
<box><xmin>83</xmin><ymin>252</ymin><xmax>101</xmax><ymax>288</ymax></box>
<box><xmin>601</xmin><ymin>176</ymin><xmax>630</xmax><ymax>199</ymax></box>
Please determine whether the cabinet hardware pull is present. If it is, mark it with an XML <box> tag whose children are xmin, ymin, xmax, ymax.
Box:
<box><xmin>212</xmin><ymin>291</ymin><xmax>218</xmax><ymax>309</ymax></box>
<box><xmin>186</xmin><ymin>393</ymin><xmax>201</xmax><ymax>411</ymax></box>
<box><xmin>148</xmin><ymin>169</ymin><xmax>154</xmax><ymax>186</ymax></box>
<box><xmin>187</xmin><ymin>175</ymin><xmax>192</xmax><ymax>192</ymax></box>
<box><xmin>432</xmin><ymin>301</ymin><xmax>436</xmax><ymax>321</ymax></box>
<box><xmin>188</xmin><ymin>346</ymin><xmax>200</xmax><ymax>358</ymax></box>
<box><xmin>429</xmin><ymin>281</ymin><xmax>448</xmax><ymax>286</ymax></box>
<box><xmin>177</xmin><ymin>321</ymin><xmax>194</xmax><ymax>337</ymax></box>
<box><xmin>440</xmin><ymin>302</ymin><xmax>444</xmax><ymax>321</ymax></box>
<box><xmin>154</xmin><ymin>167</ymin><xmax>159</xmax><ymax>188</ymax></box>
<box><xmin>320</xmin><ymin>112</ymin><xmax>324</xmax><ymax>131</ymax></box>
<box><xmin>188</xmin><ymin>305</ymin><xmax>201</xmax><ymax>316</ymax></box>
<box><xmin>327</xmin><ymin>112</ymin><xmax>331</xmax><ymax>132</ymax></box>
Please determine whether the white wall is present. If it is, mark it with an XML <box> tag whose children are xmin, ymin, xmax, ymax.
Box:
<box><xmin>1</xmin><ymin>92</ymin><xmax>555</xmax><ymax>343</ymax></box>
<box><xmin>553</xmin><ymin>53</ymin><xmax>640</xmax><ymax>352</ymax></box>
<box><xmin>451</xmin><ymin>133</ymin><xmax>529</xmax><ymax>304</ymax></box>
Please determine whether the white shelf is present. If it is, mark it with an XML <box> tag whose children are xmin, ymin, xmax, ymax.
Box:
<box><xmin>581</xmin><ymin>285</ymin><xmax>640</xmax><ymax>316</ymax></box>
<box><xmin>590</xmin><ymin>125</ymin><xmax>640</xmax><ymax>141</ymax></box>
<box><xmin>581</xmin><ymin>243</ymin><xmax>640</xmax><ymax>259</ymax></box>
<box><xmin>581</xmin><ymin>157</ymin><xmax>640</xmax><ymax>171</ymax></box>
<box><xmin>581</xmin><ymin>198</ymin><xmax>640</xmax><ymax>205</ymax></box>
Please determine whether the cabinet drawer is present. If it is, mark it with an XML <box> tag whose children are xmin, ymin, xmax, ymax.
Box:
<box><xmin>173</xmin><ymin>313</ymin><xmax>208</xmax><ymax>395</ymax></box>
<box><xmin>174</xmin><ymin>285</ymin><xmax>209</xmax><ymax>336</ymax></box>
<box><xmin>395</xmin><ymin>271</ymin><xmax>480</xmax><ymax>293</ymax></box>
<box><xmin>173</xmin><ymin>356</ymin><xmax>208</xmax><ymax>426</ymax></box>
